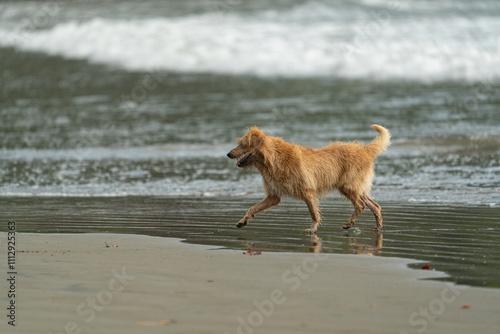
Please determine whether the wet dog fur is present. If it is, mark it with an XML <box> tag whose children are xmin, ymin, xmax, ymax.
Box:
<box><xmin>227</xmin><ymin>124</ymin><xmax>391</xmax><ymax>234</ymax></box>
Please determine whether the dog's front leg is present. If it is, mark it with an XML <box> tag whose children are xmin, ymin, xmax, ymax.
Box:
<box><xmin>237</xmin><ymin>195</ymin><xmax>281</xmax><ymax>228</ymax></box>
<box><xmin>302</xmin><ymin>191</ymin><xmax>321</xmax><ymax>235</ymax></box>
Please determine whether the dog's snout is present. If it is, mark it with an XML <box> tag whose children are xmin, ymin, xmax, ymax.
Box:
<box><xmin>227</xmin><ymin>151</ymin><xmax>234</xmax><ymax>159</ymax></box>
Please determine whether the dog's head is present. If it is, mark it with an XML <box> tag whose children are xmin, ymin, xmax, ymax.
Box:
<box><xmin>227</xmin><ymin>127</ymin><xmax>265</xmax><ymax>168</ymax></box>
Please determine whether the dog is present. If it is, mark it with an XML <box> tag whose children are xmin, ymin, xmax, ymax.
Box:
<box><xmin>227</xmin><ymin>124</ymin><xmax>391</xmax><ymax>234</ymax></box>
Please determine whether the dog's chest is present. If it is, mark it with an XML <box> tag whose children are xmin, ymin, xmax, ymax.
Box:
<box><xmin>260</xmin><ymin>169</ymin><xmax>299</xmax><ymax>197</ymax></box>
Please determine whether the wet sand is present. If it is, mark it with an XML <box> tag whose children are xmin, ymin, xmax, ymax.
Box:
<box><xmin>2</xmin><ymin>196</ymin><xmax>500</xmax><ymax>288</ymax></box>
<box><xmin>3</xmin><ymin>232</ymin><xmax>500</xmax><ymax>334</ymax></box>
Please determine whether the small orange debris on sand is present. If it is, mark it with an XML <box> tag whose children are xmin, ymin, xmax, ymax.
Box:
<box><xmin>243</xmin><ymin>250</ymin><xmax>262</xmax><ymax>255</ymax></box>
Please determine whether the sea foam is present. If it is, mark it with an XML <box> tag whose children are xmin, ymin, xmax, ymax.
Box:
<box><xmin>0</xmin><ymin>2</ymin><xmax>499</xmax><ymax>81</ymax></box>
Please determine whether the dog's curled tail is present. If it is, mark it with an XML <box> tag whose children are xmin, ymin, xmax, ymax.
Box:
<box><xmin>366</xmin><ymin>124</ymin><xmax>391</xmax><ymax>157</ymax></box>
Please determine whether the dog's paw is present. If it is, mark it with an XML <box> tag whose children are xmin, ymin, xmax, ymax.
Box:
<box><xmin>236</xmin><ymin>218</ymin><xmax>248</xmax><ymax>228</ymax></box>
<box><xmin>302</xmin><ymin>228</ymin><xmax>317</xmax><ymax>235</ymax></box>
<box><xmin>342</xmin><ymin>223</ymin><xmax>353</xmax><ymax>230</ymax></box>
<box><xmin>371</xmin><ymin>226</ymin><xmax>382</xmax><ymax>233</ymax></box>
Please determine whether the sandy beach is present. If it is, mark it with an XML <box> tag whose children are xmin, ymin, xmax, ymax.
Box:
<box><xmin>2</xmin><ymin>232</ymin><xmax>499</xmax><ymax>334</ymax></box>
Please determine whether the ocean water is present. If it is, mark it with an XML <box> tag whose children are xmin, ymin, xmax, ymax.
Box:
<box><xmin>0</xmin><ymin>0</ymin><xmax>499</xmax><ymax>286</ymax></box>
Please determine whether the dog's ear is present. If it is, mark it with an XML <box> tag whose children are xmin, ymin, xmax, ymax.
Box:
<box><xmin>249</xmin><ymin>128</ymin><xmax>264</xmax><ymax>148</ymax></box>
<box><xmin>250</xmin><ymin>133</ymin><xmax>264</xmax><ymax>148</ymax></box>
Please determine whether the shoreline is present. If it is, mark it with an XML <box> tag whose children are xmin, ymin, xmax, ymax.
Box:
<box><xmin>2</xmin><ymin>232</ymin><xmax>500</xmax><ymax>333</ymax></box>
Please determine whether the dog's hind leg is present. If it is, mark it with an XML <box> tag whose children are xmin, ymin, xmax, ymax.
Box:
<box><xmin>361</xmin><ymin>193</ymin><xmax>383</xmax><ymax>231</ymax></box>
<box><xmin>340</xmin><ymin>188</ymin><xmax>365</xmax><ymax>230</ymax></box>
<box><xmin>237</xmin><ymin>195</ymin><xmax>281</xmax><ymax>228</ymax></box>
<box><xmin>302</xmin><ymin>190</ymin><xmax>321</xmax><ymax>235</ymax></box>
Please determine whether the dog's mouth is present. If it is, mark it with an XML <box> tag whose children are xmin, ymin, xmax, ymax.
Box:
<box><xmin>236</xmin><ymin>153</ymin><xmax>254</xmax><ymax>168</ymax></box>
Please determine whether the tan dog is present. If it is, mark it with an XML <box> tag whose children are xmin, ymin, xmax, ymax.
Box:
<box><xmin>227</xmin><ymin>124</ymin><xmax>391</xmax><ymax>234</ymax></box>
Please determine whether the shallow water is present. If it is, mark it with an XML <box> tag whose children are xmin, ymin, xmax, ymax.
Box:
<box><xmin>1</xmin><ymin>60</ymin><xmax>499</xmax><ymax>203</ymax></box>
<box><xmin>1</xmin><ymin>0</ymin><xmax>499</xmax><ymax>289</ymax></box>
<box><xmin>1</xmin><ymin>196</ymin><xmax>499</xmax><ymax>288</ymax></box>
